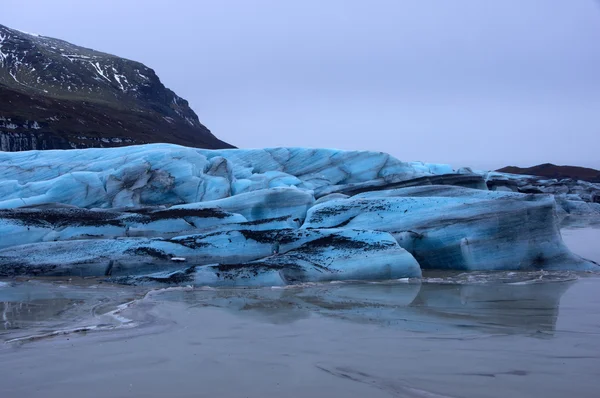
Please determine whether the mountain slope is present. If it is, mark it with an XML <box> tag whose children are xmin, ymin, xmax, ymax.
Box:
<box><xmin>0</xmin><ymin>24</ymin><xmax>233</xmax><ymax>151</ymax></box>
<box><xmin>497</xmin><ymin>164</ymin><xmax>600</xmax><ymax>183</ymax></box>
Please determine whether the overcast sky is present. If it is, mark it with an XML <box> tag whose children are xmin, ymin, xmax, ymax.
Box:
<box><xmin>3</xmin><ymin>0</ymin><xmax>600</xmax><ymax>170</ymax></box>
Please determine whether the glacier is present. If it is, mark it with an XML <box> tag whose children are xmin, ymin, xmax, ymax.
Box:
<box><xmin>0</xmin><ymin>228</ymin><xmax>422</xmax><ymax>283</ymax></box>
<box><xmin>0</xmin><ymin>144</ymin><xmax>598</xmax><ymax>285</ymax></box>
<box><xmin>304</xmin><ymin>186</ymin><xmax>596</xmax><ymax>271</ymax></box>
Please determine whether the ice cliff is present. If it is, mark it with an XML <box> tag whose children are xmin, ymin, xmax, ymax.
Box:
<box><xmin>0</xmin><ymin>144</ymin><xmax>597</xmax><ymax>284</ymax></box>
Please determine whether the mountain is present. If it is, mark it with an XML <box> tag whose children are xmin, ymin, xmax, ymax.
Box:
<box><xmin>0</xmin><ymin>24</ymin><xmax>233</xmax><ymax>151</ymax></box>
<box><xmin>497</xmin><ymin>164</ymin><xmax>600</xmax><ymax>184</ymax></box>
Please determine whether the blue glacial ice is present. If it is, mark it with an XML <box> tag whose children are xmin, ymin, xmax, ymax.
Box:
<box><xmin>0</xmin><ymin>228</ymin><xmax>421</xmax><ymax>283</ymax></box>
<box><xmin>0</xmin><ymin>145</ymin><xmax>447</xmax><ymax>209</ymax></box>
<box><xmin>0</xmin><ymin>187</ymin><xmax>313</xmax><ymax>249</ymax></box>
<box><xmin>303</xmin><ymin>186</ymin><xmax>597</xmax><ymax>271</ymax></box>
<box><xmin>0</xmin><ymin>144</ymin><xmax>598</xmax><ymax>284</ymax></box>
<box><xmin>111</xmin><ymin>229</ymin><xmax>421</xmax><ymax>287</ymax></box>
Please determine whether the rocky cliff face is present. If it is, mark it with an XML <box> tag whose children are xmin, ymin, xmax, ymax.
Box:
<box><xmin>0</xmin><ymin>24</ymin><xmax>233</xmax><ymax>151</ymax></box>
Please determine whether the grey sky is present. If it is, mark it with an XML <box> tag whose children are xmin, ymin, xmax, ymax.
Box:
<box><xmin>3</xmin><ymin>0</ymin><xmax>600</xmax><ymax>170</ymax></box>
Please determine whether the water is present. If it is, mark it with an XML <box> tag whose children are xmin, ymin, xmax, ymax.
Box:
<box><xmin>0</xmin><ymin>227</ymin><xmax>599</xmax><ymax>397</ymax></box>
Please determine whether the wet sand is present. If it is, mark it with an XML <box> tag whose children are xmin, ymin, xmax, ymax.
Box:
<box><xmin>0</xmin><ymin>226</ymin><xmax>599</xmax><ymax>398</ymax></box>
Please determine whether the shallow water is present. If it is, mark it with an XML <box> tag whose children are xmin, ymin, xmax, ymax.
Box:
<box><xmin>0</xmin><ymin>227</ymin><xmax>599</xmax><ymax>398</ymax></box>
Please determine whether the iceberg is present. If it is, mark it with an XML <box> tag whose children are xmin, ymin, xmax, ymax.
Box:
<box><xmin>0</xmin><ymin>144</ymin><xmax>597</xmax><ymax>284</ymax></box>
<box><xmin>0</xmin><ymin>145</ymin><xmax>452</xmax><ymax>209</ymax></box>
<box><xmin>302</xmin><ymin>186</ymin><xmax>596</xmax><ymax>271</ymax></box>
<box><xmin>0</xmin><ymin>228</ymin><xmax>421</xmax><ymax>283</ymax></box>
<box><xmin>0</xmin><ymin>187</ymin><xmax>313</xmax><ymax>249</ymax></box>
<box><xmin>111</xmin><ymin>229</ymin><xmax>421</xmax><ymax>287</ymax></box>
<box><xmin>170</xmin><ymin>187</ymin><xmax>314</xmax><ymax>224</ymax></box>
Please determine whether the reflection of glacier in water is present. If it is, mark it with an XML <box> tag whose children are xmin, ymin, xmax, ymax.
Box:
<box><xmin>2</xmin><ymin>276</ymin><xmax>598</xmax><ymax>398</ymax></box>
<box><xmin>0</xmin><ymin>280</ymin><xmax>147</xmax><ymax>340</ymax></box>
<box><xmin>412</xmin><ymin>274</ymin><xmax>575</xmax><ymax>335</ymax></box>
<box><xmin>0</xmin><ymin>272</ymin><xmax>579</xmax><ymax>341</ymax></box>
<box><xmin>148</xmin><ymin>271</ymin><xmax>578</xmax><ymax>336</ymax></box>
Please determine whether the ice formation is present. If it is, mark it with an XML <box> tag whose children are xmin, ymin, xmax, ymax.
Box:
<box><xmin>0</xmin><ymin>144</ymin><xmax>598</xmax><ymax>284</ymax></box>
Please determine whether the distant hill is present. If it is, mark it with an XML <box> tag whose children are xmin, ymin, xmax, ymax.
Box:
<box><xmin>0</xmin><ymin>24</ymin><xmax>233</xmax><ymax>151</ymax></box>
<box><xmin>497</xmin><ymin>164</ymin><xmax>600</xmax><ymax>183</ymax></box>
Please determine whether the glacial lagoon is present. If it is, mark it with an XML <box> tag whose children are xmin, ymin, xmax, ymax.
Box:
<box><xmin>2</xmin><ymin>10</ymin><xmax>599</xmax><ymax>397</ymax></box>
<box><xmin>1</xmin><ymin>145</ymin><xmax>599</xmax><ymax>397</ymax></box>
<box><xmin>0</xmin><ymin>226</ymin><xmax>598</xmax><ymax>398</ymax></box>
